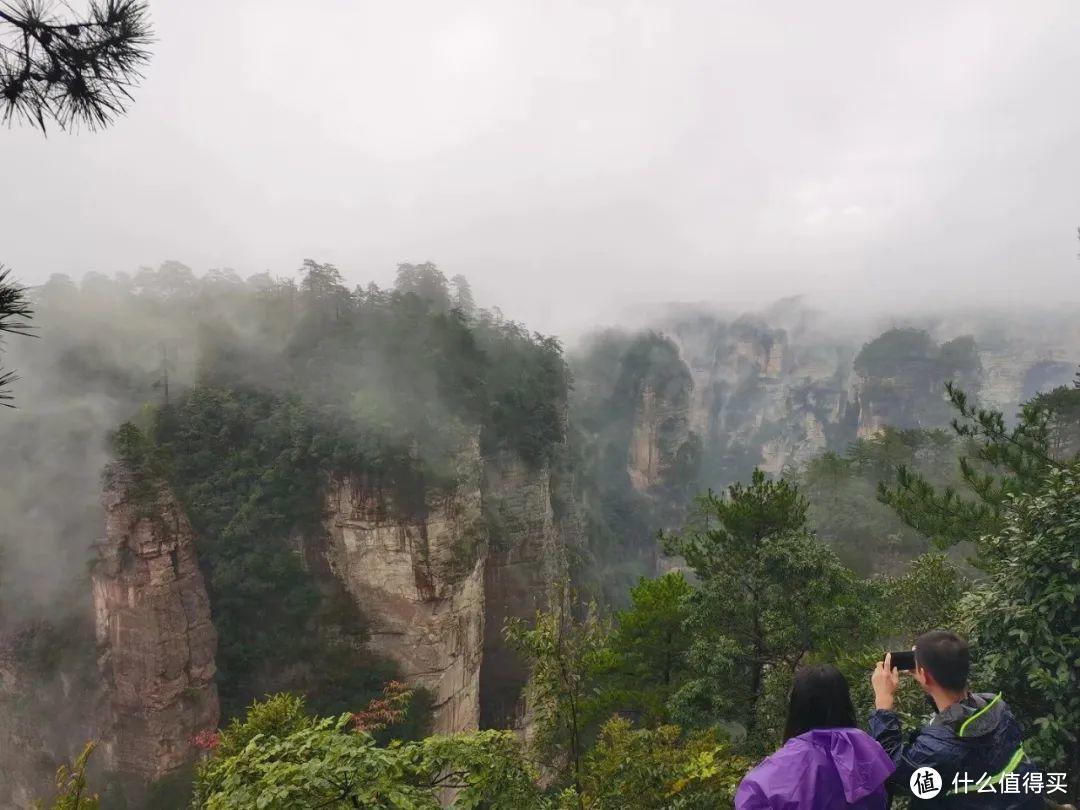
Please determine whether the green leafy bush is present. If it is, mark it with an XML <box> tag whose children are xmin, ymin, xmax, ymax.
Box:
<box><xmin>959</xmin><ymin>467</ymin><xmax>1080</xmax><ymax>799</ymax></box>
<box><xmin>193</xmin><ymin>695</ymin><xmax>543</xmax><ymax>809</ymax></box>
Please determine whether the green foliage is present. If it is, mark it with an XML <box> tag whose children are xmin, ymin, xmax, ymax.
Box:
<box><xmin>281</xmin><ymin>261</ymin><xmax>568</xmax><ymax>471</ymax></box>
<box><xmin>958</xmin><ymin>466</ymin><xmax>1080</xmax><ymax>798</ymax></box>
<box><xmin>172</xmin><ymin>419</ymin><xmax>1080</xmax><ymax>808</ymax></box>
<box><xmin>72</xmin><ymin>260</ymin><xmax>572</xmax><ymax>804</ymax></box>
<box><xmin>854</xmin><ymin>328</ymin><xmax>979</xmax><ymax>386</ymax></box>
<box><xmin>110</xmin><ymin>420</ymin><xmax>160</xmax><ymax>515</ymax></box>
<box><xmin>663</xmin><ymin>470</ymin><xmax>875</xmax><ymax>748</ymax></box>
<box><xmin>576</xmin><ymin>717</ymin><xmax>748</xmax><ymax>809</ymax></box>
<box><xmin>835</xmin><ymin>552</ymin><xmax>966</xmax><ymax>734</ymax></box>
<box><xmin>113</xmin><ymin>255</ymin><xmax>576</xmax><ymax>722</ymax></box>
<box><xmin>0</xmin><ymin>265</ymin><xmax>35</xmax><ymax>405</ymax></box>
<box><xmin>35</xmin><ymin>742</ymin><xmax>99</xmax><ymax>810</ymax></box>
<box><xmin>847</xmin><ymin>427</ymin><xmax>956</xmax><ymax>479</ymax></box>
<box><xmin>854</xmin><ymin>327</ymin><xmax>941</xmax><ymax>378</ymax></box>
<box><xmin>198</xmin><ymin>714</ymin><xmax>438</xmax><ymax>809</ymax></box>
<box><xmin>214</xmin><ymin>693</ymin><xmax>314</xmax><ymax>759</ymax></box>
<box><xmin>876</xmin><ymin>380</ymin><xmax>1080</xmax><ymax>799</ymax></box>
<box><xmin>509</xmin><ymin>557</ymin><xmax>914</xmax><ymax>807</ymax></box>
<box><xmin>612</xmin><ymin>333</ymin><xmax>694</xmax><ymax>409</ymax></box>
<box><xmin>477</xmin><ymin>320</ymin><xmax>569</xmax><ymax>467</ymax></box>
<box><xmin>1032</xmin><ymin>379</ymin><xmax>1080</xmax><ymax>460</ymax></box>
<box><xmin>590</xmin><ymin>573</ymin><xmax>692</xmax><ymax>726</ymax></box>
<box><xmin>937</xmin><ymin>335</ymin><xmax>981</xmax><ymax>379</ymax></box>
<box><xmin>505</xmin><ymin>600</ymin><xmax>610</xmax><ymax>797</ymax></box>
<box><xmin>395</xmin><ymin>262</ymin><xmax>451</xmax><ymax>310</ymax></box>
<box><xmin>418</xmin><ymin>732</ymin><xmax>545</xmax><ymax>809</ymax></box>
<box><xmin>194</xmin><ymin>696</ymin><xmax>543</xmax><ymax>809</ymax></box>
<box><xmin>877</xmin><ymin>552</ymin><xmax>965</xmax><ymax>639</ymax></box>
<box><xmin>880</xmin><ymin>381</ymin><xmax>1079</xmax><ymax>550</ymax></box>
<box><xmin>34</xmin><ymin>263</ymin><xmax>1080</xmax><ymax>805</ymax></box>
<box><xmin>798</xmin><ymin>428</ymin><xmax>960</xmax><ymax>573</ymax></box>
<box><xmin>665</xmin><ymin>470</ymin><xmax>808</xmax><ymax>577</ymax></box>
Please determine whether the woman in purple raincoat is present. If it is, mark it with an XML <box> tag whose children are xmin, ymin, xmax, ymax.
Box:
<box><xmin>735</xmin><ymin>665</ymin><xmax>895</xmax><ymax>809</ymax></box>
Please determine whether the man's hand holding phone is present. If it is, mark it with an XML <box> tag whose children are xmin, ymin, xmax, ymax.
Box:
<box><xmin>872</xmin><ymin>652</ymin><xmax>901</xmax><ymax>711</ymax></box>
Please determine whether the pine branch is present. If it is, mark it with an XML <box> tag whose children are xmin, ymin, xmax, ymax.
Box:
<box><xmin>878</xmin><ymin>466</ymin><xmax>1000</xmax><ymax>548</ymax></box>
<box><xmin>879</xmin><ymin>382</ymin><xmax>1068</xmax><ymax>552</ymax></box>
<box><xmin>0</xmin><ymin>265</ymin><xmax>34</xmax><ymax>406</ymax></box>
<box><xmin>946</xmin><ymin>381</ymin><xmax>1062</xmax><ymax>471</ymax></box>
<box><xmin>0</xmin><ymin>0</ymin><xmax>152</xmax><ymax>131</ymax></box>
<box><xmin>0</xmin><ymin>265</ymin><xmax>33</xmax><ymax>334</ymax></box>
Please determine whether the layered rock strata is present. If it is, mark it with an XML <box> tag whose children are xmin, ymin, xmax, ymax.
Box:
<box><xmin>92</xmin><ymin>467</ymin><xmax>219</xmax><ymax>783</ymax></box>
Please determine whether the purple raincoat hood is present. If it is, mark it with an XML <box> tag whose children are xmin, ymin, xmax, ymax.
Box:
<box><xmin>734</xmin><ymin>727</ymin><xmax>895</xmax><ymax>809</ymax></box>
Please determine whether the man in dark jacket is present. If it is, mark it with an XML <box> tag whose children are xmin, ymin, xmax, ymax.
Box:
<box><xmin>869</xmin><ymin>630</ymin><xmax>1043</xmax><ymax>808</ymax></box>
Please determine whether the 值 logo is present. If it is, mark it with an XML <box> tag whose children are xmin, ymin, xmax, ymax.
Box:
<box><xmin>911</xmin><ymin>766</ymin><xmax>943</xmax><ymax>799</ymax></box>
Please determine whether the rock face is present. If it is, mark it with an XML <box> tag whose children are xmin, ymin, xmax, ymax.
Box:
<box><xmin>479</xmin><ymin>451</ymin><xmax>573</xmax><ymax>730</ymax></box>
<box><xmin>666</xmin><ymin>316</ymin><xmax>855</xmax><ymax>483</ymax></box>
<box><xmin>92</xmin><ymin>467</ymin><xmax>219</xmax><ymax>785</ymax></box>
<box><xmin>627</xmin><ymin>383</ymin><xmax>696</xmax><ymax>495</ymax></box>
<box><xmin>850</xmin><ymin>331</ymin><xmax>983</xmax><ymax>438</ymax></box>
<box><xmin>573</xmin><ymin>310</ymin><xmax>1079</xmax><ymax>591</ymax></box>
<box><xmin>85</xmin><ymin>437</ymin><xmax>571</xmax><ymax>758</ymax></box>
<box><xmin>0</xmin><ymin>616</ymin><xmax>103</xmax><ymax>809</ymax></box>
<box><xmin>322</xmin><ymin>448</ymin><xmax>488</xmax><ymax>735</ymax></box>
<box><xmin>603</xmin><ymin>309</ymin><xmax>1074</xmax><ymax>501</ymax></box>
<box><xmin>322</xmin><ymin>441</ymin><xmax>570</xmax><ymax>735</ymax></box>
<box><xmin>605</xmin><ymin>333</ymin><xmax>699</xmax><ymax>520</ymax></box>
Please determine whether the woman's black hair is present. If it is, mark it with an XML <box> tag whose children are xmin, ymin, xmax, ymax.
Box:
<box><xmin>782</xmin><ymin>664</ymin><xmax>857</xmax><ymax>741</ymax></box>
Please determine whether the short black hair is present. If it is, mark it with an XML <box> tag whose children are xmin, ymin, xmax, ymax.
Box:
<box><xmin>914</xmin><ymin>630</ymin><xmax>970</xmax><ymax>691</ymax></box>
<box><xmin>783</xmin><ymin>664</ymin><xmax>856</xmax><ymax>741</ymax></box>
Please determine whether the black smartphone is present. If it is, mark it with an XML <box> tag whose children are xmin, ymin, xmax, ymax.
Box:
<box><xmin>886</xmin><ymin>650</ymin><xmax>916</xmax><ymax>671</ymax></box>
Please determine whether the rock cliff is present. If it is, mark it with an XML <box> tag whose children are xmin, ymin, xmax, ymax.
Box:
<box><xmin>479</xmin><ymin>451</ymin><xmax>573</xmax><ymax>730</ymax></box>
<box><xmin>666</xmin><ymin>315</ymin><xmax>855</xmax><ymax>483</ymax></box>
<box><xmin>92</xmin><ymin>466</ymin><xmax>219</xmax><ymax>786</ymax></box>
<box><xmin>626</xmin><ymin>383</ymin><xmax>696</xmax><ymax>495</ymax></box>
<box><xmin>0</xmin><ymin>615</ymin><xmax>102</xmax><ymax>809</ymax></box>
<box><xmin>86</xmin><ymin>435</ymin><xmax>572</xmax><ymax>758</ymax></box>
<box><xmin>322</xmin><ymin>441</ymin><xmax>570</xmax><ymax>735</ymax></box>
<box><xmin>322</xmin><ymin>447</ymin><xmax>488</xmax><ymax>735</ymax></box>
<box><xmin>572</xmin><ymin>310</ymin><xmax>1079</xmax><ymax>592</ymax></box>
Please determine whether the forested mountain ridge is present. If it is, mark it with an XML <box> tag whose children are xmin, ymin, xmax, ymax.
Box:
<box><xmin>1</xmin><ymin>262</ymin><xmax>1077</xmax><ymax>807</ymax></box>
<box><xmin>0</xmin><ymin>262</ymin><xmax>579</xmax><ymax>804</ymax></box>
<box><xmin>569</xmin><ymin>301</ymin><xmax>1080</xmax><ymax>583</ymax></box>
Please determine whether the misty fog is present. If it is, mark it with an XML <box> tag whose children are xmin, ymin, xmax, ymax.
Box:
<box><xmin>2</xmin><ymin>0</ymin><xmax>1079</xmax><ymax>337</ymax></box>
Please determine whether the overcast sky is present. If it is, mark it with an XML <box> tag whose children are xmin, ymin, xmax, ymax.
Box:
<box><xmin>2</xmin><ymin>0</ymin><xmax>1078</xmax><ymax>335</ymax></box>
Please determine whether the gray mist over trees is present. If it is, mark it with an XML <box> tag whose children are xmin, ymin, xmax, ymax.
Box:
<box><xmin>0</xmin><ymin>266</ymin><xmax>275</xmax><ymax>619</ymax></box>
<box><xmin>0</xmin><ymin>261</ymin><xmax>548</xmax><ymax>622</ymax></box>
<box><xmin>2</xmin><ymin>262</ymin><xmax>1078</xmax><ymax>625</ymax></box>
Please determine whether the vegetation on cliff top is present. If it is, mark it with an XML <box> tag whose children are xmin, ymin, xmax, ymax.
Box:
<box><xmin>107</xmin><ymin>261</ymin><xmax>571</xmax><ymax>723</ymax></box>
<box><xmin>853</xmin><ymin>328</ymin><xmax>982</xmax><ymax>430</ymax></box>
